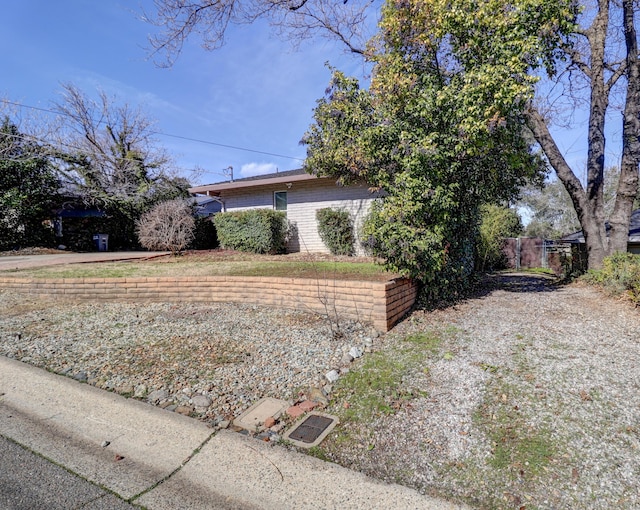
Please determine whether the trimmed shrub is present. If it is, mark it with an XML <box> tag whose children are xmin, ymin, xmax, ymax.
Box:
<box><xmin>213</xmin><ymin>209</ymin><xmax>288</xmax><ymax>254</ymax></box>
<box><xmin>316</xmin><ymin>208</ymin><xmax>355</xmax><ymax>256</ymax></box>
<box><xmin>582</xmin><ymin>252</ymin><xmax>640</xmax><ymax>304</ymax></box>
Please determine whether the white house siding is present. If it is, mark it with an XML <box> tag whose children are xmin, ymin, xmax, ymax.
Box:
<box><xmin>219</xmin><ymin>178</ymin><xmax>381</xmax><ymax>254</ymax></box>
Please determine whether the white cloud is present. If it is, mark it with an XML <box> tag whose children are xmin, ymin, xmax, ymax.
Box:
<box><xmin>240</xmin><ymin>162</ymin><xmax>279</xmax><ymax>178</ymax></box>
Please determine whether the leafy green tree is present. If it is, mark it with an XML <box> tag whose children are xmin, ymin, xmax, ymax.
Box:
<box><xmin>418</xmin><ymin>0</ymin><xmax>639</xmax><ymax>269</ymax></box>
<box><xmin>519</xmin><ymin>166</ymin><xmax>623</xmax><ymax>239</ymax></box>
<box><xmin>0</xmin><ymin>118</ymin><xmax>60</xmax><ymax>250</ymax></box>
<box><xmin>476</xmin><ymin>204</ymin><xmax>523</xmax><ymax>272</ymax></box>
<box><xmin>519</xmin><ymin>180</ymin><xmax>579</xmax><ymax>239</ymax></box>
<box><xmin>302</xmin><ymin>3</ymin><xmax>544</xmax><ymax>302</ymax></box>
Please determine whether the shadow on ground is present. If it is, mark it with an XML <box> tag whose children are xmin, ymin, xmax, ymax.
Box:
<box><xmin>408</xmin><ymin>272</ymin><xmax>562</xmax><ymax>316</ymax></box>
<box><xmin>481</xmin><ymin>272</ymin><xmax>561</xmax><ymax>294</ymax></box>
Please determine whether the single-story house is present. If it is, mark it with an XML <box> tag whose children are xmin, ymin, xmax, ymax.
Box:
<box><xmin>561</xmin><ymin>209</ymin><xmax>640</xmax><ymax>254</ymax></box>
<box><xmin>188</xmin><ymin>169</ymin><xmax>383</xmax><ymax>254</ymax></box>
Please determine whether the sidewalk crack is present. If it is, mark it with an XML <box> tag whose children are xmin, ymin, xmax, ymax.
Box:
<box><xmin>127</xmin><ymin>430</ymin><xmax>217</xmax><ymax>504</ymax></box>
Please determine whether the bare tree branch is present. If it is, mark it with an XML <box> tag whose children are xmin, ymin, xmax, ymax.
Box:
<box><xmin>142</xmin><ymin>0</ymin><xmax>379</xmax><ymax>66</ymax></box>
<box><xmin>50</xmin><ymin>84</ymin><xmax>173</xmax><ymax>208</ymax></box>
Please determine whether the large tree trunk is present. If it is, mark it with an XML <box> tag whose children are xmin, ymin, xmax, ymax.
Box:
<box><xmin>608</xmin><ymin>0</ymin><xmax>640</xmax><ymax>254</ymax></box>
<box><xmin>526</xmin><ymin>108</ymin><xmax>606</xmax><ymax>268</ymax></box>
<box><xmin>526</xmin><ymin>0</ymin><xmax>640</xmax><ymax>270</ymax></box>
<box><xmin>582</xmin><ymin>0</ymin><xmax>610</xmax><ymax>265</ymax></box>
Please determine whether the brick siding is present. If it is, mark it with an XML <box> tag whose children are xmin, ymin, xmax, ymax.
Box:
<box><xmin>220</xmin><ymin>179</ymin><xmax>384</xmax><ymax>255</ymax></box>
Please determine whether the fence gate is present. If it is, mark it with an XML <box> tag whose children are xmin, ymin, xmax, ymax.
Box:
<box><xmin>503</xmin><ymin>237</ymin><xmax>571</xmax><ymax>275</ymax></box>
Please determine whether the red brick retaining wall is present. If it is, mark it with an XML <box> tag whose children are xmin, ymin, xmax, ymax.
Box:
<box><xmin>0</xmin><ymin>276</ymin><xmax>418</xmax><ymax>332</ymax></box>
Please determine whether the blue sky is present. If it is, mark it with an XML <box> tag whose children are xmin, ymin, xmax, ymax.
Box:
<box><xmin>0</xmin><ymin>1</ymin><xmax>366</xmax><ymax>185</ymax></box>
<box><xmin>0</xmin><ymin>1</ymin><xmax>626</xmax><ymax>191</ymax></box>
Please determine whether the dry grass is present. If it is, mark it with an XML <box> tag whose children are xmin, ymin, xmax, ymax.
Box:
<box><xmin>1</xmin><ymin>249</ymin><xmax>397</xmax><ymax>282</ymax></box>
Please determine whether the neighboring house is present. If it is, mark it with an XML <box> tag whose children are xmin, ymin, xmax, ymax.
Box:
<box><xmin>189</xmin><ymin>169</ymin><xmax>383</xmax><ymax>254</ymax></box>
<box><xmin>192</xmin><ymin>195</ymin><xmax>222</xmax><ymax>218</ymax></box>
<box><xmin>53</xmin><ymin>204</ymin><xmax>106</xmax><ymax>238</ymax></box>
<box><xmin>561</xmin><ymin>209</ymin><xmax>640</xmax><ymax>254</ymax></box>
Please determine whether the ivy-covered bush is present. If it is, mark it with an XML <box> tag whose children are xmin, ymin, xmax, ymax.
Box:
<box><xmin>59</xmin><ymin>216</ymin><xmax>109</xmax><ymax>252</ymax></box>
<box><xmin>475</xmin><ymin>204</ymin><xmax>523</xmax><ymax>272</ymax></box>
<box><xmin>362</xmin><ymin>197</ymin><xmax>477</xmax><ymax>305</ymax></box>
<box><xmin>213</xmin><ymin>209</ymin><xmax>288</xmax><ymax>254</ymax></box>
<box><xmin>582</xmin><ymin>252</ymin><xmax>640</xmax><ymax>304</ymax></box>
<box><xmin>316</xmin><ymin>208</ymin><xmax>355</xmax><ymax>256</ymax></box>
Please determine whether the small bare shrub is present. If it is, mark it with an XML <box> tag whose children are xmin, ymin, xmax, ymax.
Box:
<box><xmin>136</xmin><ymin>199</ymin><xmax>195</xmax><ymax>255</ymax></box>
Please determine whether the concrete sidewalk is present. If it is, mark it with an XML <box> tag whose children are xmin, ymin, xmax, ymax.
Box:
<box><xmin>0</xmin><ymin>356</ymin><xmax>469</xmax><ymax>509</ymax></box>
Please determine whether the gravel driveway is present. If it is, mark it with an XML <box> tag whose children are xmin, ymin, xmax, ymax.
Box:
<box><xmin>318</xmin><ymin>274</ymin><xmax>640</xmax><ymax>509</ymax></box>
<box><xmin>1</xmin><ymin>273</ymin><xmax>639</xmax><ymax>509</ymax></box>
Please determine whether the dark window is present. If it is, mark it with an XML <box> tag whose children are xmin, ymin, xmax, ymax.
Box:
<box><xmin>274</xmin><ymin>191</ymin><xmax>287</xmax><ymax>211</ymax></box>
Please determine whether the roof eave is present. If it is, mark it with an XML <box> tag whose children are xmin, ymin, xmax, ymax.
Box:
<box><xmin>189</xmin><ymin>172</ymin><xmax>322</xmax><ymax>195</ymax></box>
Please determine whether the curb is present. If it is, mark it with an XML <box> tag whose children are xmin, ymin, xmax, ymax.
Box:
<box><xmin>0</xmin><ymin>356</ymin><xmax>469</xmax><ymax>509</ymax></box>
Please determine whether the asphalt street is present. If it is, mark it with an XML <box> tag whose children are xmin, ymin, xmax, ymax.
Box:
<box><xmin>0</xmin><ymin>434</ymin><xmax>139</xmax><ymax>509</ymax></box>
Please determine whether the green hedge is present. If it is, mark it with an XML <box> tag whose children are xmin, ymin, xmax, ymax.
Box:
<box><xmin>213</xmin><ymin>209</ymin><xmax>288</xmax><ymax>254</ymax></box>
<box><xmin>316</xmin><ymin>208</ymin><xmax>355</xmax><ymax>256</ymax></box>
<box><xmin>582</xmin><ymin>252</ymin><xmax>640</xmax><ymax>304</ymax></box>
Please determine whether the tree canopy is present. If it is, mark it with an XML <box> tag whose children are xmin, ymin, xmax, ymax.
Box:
<box><xmin>519</xmin><ymin>179</ymin><xmax>580</xmax><ymax>240</ymax></box>
<box><xmin>51</xmin><ymin>84</ymin><xmax>181</xmax><ymax>209</ymax></box>
<box><xmin>144</xmin><ymin>0</ymin><xmax>640</xmax><ymax>271</ymax></box>
<box><xmin>143</xmin><ymin>0</ymin><xmax>380</xmax><ymax>65</ymax></box>
<box><xmin>302</xmin><ymin>1</ymin><xmax>545</xmax><ymax>299</ymax></box>
<box><xmin>520</xmin><ymin>0</ymin><xmax>638</xmax><ymax>268</ymax></box>
<box><xmin>49</xmin><ymin>84</ymin><xmax>190</xmax><ymax>248</ymax></box>
<box><xmin>0</xmin><ymin>118</ymin><xmax>60</xmax><ymax>250</ymax></box>
<box><xmin>423</xmin><ymin>0</ymin><xmax>639</xmax><ymax>268</ymax></box>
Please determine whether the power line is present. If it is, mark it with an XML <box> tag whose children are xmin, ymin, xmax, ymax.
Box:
<box><xmin>154</xmin><ymin>131</ymin><xmax>304</xmax><ymax>161</ymax></box>
<box><xmin>1</xmin><ymin>99</ymin><xmax>305</xmax><ymax>163</ymax></box>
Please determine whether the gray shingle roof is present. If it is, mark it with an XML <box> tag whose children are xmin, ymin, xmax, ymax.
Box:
<box><xmin>562</xmin><ymin>209</ymin><xmax>640</xmax><ymax>243</ymax></box>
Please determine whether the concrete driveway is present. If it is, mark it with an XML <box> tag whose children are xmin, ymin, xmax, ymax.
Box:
<box><xmin>0</xmin><ymin>252</ymin><xmax>170</xmax><ymax>271</ymax></box>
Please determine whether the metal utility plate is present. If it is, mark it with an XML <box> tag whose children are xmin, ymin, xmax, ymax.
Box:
<box><xmin>283</xmin><ymin>412</ymin><xmax>339</xmax><ymax>449</ymax></box>
<box><xmin>233</xmin><ymin>397</ymin><xmax>289</xmax><ymax>432</ymax></box>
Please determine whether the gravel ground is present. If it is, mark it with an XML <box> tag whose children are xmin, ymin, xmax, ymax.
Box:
<box><xmin>0</xmin><ymin>294</ymin><xmax>374</xmax><ymax>425</ymax></box>
<box><xmin>318</xmin><ymin>274</ymin><xmax>640</xmax><ymax>509</ymax></box>
<box><xmin>1</xmin><ymin>273</ymin><xmax>639</xmax><ymax>509</ymax></box>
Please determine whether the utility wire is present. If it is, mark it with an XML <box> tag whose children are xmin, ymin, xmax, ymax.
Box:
<box><xmin>154</xmin><ymin>131</ymin><xmax>304</xmax><ymax>161</ymax></box>
<box><xmin>1</xmin><ymin>99</ymin><xmax>305</xmax><ymax>163</ymax></box>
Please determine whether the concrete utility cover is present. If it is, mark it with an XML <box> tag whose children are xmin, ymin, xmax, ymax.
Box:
<box><xmin>233</xmin><ymin>397</ymin><xmax>289</xmax><ymax>432</ymax></box>
<box><xmin>283</xmin><ymin>412</ymin><xmax>339</xmax><ymax>449</ymax></box>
